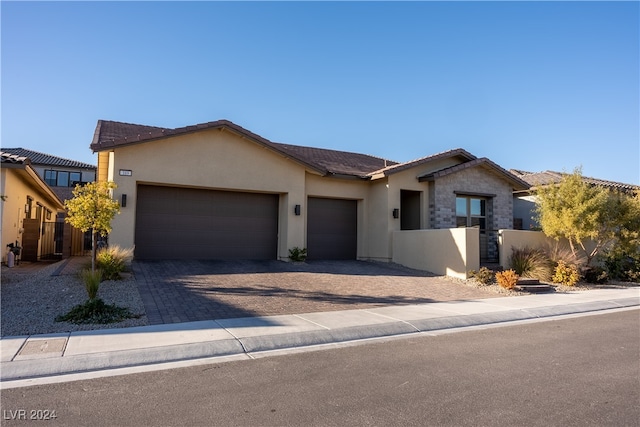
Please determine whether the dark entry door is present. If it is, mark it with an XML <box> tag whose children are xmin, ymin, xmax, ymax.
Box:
<box><xmin>307</xmin><ymin>197</ymin><xmax>357</xmax><ymax>260</ymax></box>
<box><xmin>21</xmin><ymin>219</ymin><xmax>40</xmax><ymax>262</ymax></box>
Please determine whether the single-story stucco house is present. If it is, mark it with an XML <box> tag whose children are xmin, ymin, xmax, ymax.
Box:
<box><xmin>90</xmin><ymin>119</ymin><xmax>529</xmax><ymax>278</ymax></box>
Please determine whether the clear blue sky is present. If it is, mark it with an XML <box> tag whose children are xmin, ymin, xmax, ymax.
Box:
<box><xmin>2</xmin><ymin>1</ymin><xmax>638</xmax><ymax>184</ymax></box>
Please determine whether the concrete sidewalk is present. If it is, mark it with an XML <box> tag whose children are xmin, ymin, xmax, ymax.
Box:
<box><xmin>1</xmin><ymin>287</ymin><xmax>638</xmax><ymax>387</ymax></box>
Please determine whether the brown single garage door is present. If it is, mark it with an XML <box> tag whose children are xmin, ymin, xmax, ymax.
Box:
<box><xmin>307</xmin><ymin>197</ymin><xmax>357</xmax><ymax>260</ymax></box>
<box><xmin>135</xmin><ymin>185</ymin><xmax>278</xmax><ymax>260</ymax></box>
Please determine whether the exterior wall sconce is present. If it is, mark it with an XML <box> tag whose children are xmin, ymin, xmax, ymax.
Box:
<box><xmin>392</xmin><ymin>208</ymin><xmax>399</xmax><ymax>219</ymax></box>
<box><xmin>121</xmin><ymin>194</ymin><xmax>127</xmax><ymax>208</ymax></box>
<box><xmin>294</xmin><ymin>204</ymin><xmax>301</xmax><ymax>216</ymax></box>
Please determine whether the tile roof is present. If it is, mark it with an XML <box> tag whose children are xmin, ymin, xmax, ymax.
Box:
<box><xmin>510</xmin><ymin>170</ymin><xmax>639</xmax><ymax>192</ymax></box>
<box><xmin>367</xmin><ymin>148</ymin><xmax>477</xmax><ymax>177</ymax></box>
<box><xmin>1</xmin><ymin>151</ymin><xmax>31</xmax><ymax>166</ymax></box>
<box><xmin>89</xmin><ymin>118</ymin><xmax>525</xmax><ymax>185</ymax></box>
<box><xmin>272</xmin><ymin>142</ymin><xmax>397</xmax><ymax>178</ymax></box>
<box><xmin>91</xmin><ymin>119</ymin><xmax>398</xmax><ymax>178</ymax></box>
<box><xmin>420</xmin><ymin>158</ymin><xmax>530</xmax><ymax>191</ymax></box>
<box><xmin>1</xmin><ymin>148</ymin><xmax>95</xmax><ymax>169</ymax></box>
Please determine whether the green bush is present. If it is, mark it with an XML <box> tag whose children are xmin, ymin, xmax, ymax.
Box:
<box><xmin>508</xmin><ymin>246</ymin><xmax>553</xmax><ymax>281</ymax></box>
<box><xmin>604</xmin><ymin>250</ymin><xmax>640</xmax><ymax>282</ymax></box>
<box><xmin>56</xmin><ymin>298</ymin><xmax>137</xmax><ymax>324</ymax></box>
<box><xmin>552</xmin><ymin>261</ymin><xmax>580</xmax><ymax>286</ymax></box>
<box><xmin>81</xmin><ymin>268</ymin><xmax>102</xmax><ymax>300</ymax></box>
<box><xmin>469</xmin><ymin>267</ymin><xmax>495</xmax><ymax>285</ymax></box>
<box><xmin>583</xmin><ymin>266</ymin><xmax>608</xmax><ymax>284</ymax></box>
<box><xmin>96</xmin><ymin>245</ymin><xmax>133</xmax><ymax>280</ymax></box>
<box><xmin>288</xmin><ymin>247</ymin><xmax>307</xmax><ymax>262</ymax></box>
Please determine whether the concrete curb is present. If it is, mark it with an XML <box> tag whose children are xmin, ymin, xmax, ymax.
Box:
<box><xmin>2</xmin><ymin>291</ymin><xmax>638</xmax><ymax>383</ymax></box>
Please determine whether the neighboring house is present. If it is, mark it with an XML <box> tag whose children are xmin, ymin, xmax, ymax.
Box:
<box><xmin>511</xmin><ymin>170</ymin><xmax>640</xmax><ymax>231</ymax></box>
<box><xmin>1</xmin><ymin>148</ymin><xmax>96</xmax><ymax>204</ymax></box>
<box><xmin>90</xmin><ymin>119</ymin><xmax>529</xmax><ymax>278</ymax></box>
<box><xmin>1</xmin><ymin>152</ymin><xmax>65</xmax><ymax>263</ymax></box>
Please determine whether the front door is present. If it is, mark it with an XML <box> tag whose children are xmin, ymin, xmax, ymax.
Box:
<box><xmin>456</xmin><ymin>196</ymin><xmax>497</xmax><ymax>264</ymax></box>
<box><xmin>21</xmin><ymin>219</ymin><xmax>40</xmax><ymax>262</ymax></box>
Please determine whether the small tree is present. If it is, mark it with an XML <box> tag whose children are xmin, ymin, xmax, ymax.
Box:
<box><xmin>64</xmin><ymin>181</ymin><xmax>120</xmax><ymax>271</ymax></box>
<box><xmin>534</xmin><ymin>168</ymin><xmax>640</xmax><ymax>266</ymax></box>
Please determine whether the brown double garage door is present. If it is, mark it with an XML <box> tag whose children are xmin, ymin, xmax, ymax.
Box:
<box><xmin>135</xmin><ymin>185</ymin><xmax>356</xmax><ymax>260</ymax></box>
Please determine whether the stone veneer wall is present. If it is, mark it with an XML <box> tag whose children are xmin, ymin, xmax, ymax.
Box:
<box><xmin>429</xmin><ymin>167</ymin><xmax>514</xmax><ymax>230</ymax></box>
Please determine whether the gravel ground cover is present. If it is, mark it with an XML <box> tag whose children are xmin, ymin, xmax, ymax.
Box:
<box><xmin>1</xmin><ymin>262</ymin><xmax>148</xmax><ymax>337</ymax></box>
<box><xmin>2</xmin><ymin>259</ymin><xmax>635</xmax><ymax>338</ymax></box>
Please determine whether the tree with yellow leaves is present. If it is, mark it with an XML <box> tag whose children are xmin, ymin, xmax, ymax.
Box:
<box><xmin>64</xmin><ymin>181</ymin><xmax>120</xmax><ymax>271</ymax></box>
<box><xmin>535</xmin><ymin>168</ymin><xmax>640</xmax><ymax>266</ymax></box>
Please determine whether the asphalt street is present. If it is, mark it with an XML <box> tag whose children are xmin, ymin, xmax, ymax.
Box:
<box><xmin>1</xmin><ymin>309</ymin><xmax>638</xmax><ymax>426</ymax></box>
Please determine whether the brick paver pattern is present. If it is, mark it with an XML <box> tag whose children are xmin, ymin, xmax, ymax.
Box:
<box><xmin>133</xmin><ymin>260</ymin><xmax>504</xmax><ymax>325</ymax></box>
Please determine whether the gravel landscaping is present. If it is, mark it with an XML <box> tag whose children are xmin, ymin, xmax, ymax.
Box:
<box><xmin>1</xmin><ymin>262</ymin><xmax>148</xmax><ymax>337</ymax></box>
<box><xmin>2</xmin><ymin>258</ymin><xmax>635</xmax><ymax>338</ymax></box>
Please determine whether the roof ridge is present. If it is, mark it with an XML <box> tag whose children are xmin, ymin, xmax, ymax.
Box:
<box><xmin>272</xmin><ymin>141</ymin><xmax>398</xmax><ymax>164</ymax></box>
<box><xmin>367</xmin><ymin>148</ymin><xmax>477</xmax><ymax>176</ymax></box>
<box><xmin>98</xmin><ymin>119</ymin><xmax>168</xmax><ymax>130</ymax></box>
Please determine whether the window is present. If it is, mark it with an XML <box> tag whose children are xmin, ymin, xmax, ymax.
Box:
<box><xmin>70</xmin><ymin>172</ymin><xmax>81</xmax><ymax>186</ymax></box>
<box><xmin>456</xmin><ymin>196</ymin><xmax>486</xmax><ymax>229</ymax></box>
<box><xmin>46</xmin><ymin>209</ymin><xmax>52</xmax><ymax>220</ymax></box>
<box><xmin>26</xmin><ymin>196</ymin><xmax>33</xmax><ymax>219</ymax></box>
<box><xmin>44</xmin><ymin>170</ymin><xmax>57</xmax><ymax>186</ymax></box>
<box><xmin>44</xmin><ymin>170</ymin><xmax>85</xmax><ymax>187</ymax></box>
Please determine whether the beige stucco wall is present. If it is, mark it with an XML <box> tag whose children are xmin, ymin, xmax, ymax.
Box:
<box><xmin>499</xmin><ymin>229</ymin><xmax>598</xmax><ymax>268</ymax></box>
<box><xmin>105</xmin><ymin>128</ymin><xmax>310</xmax><ymax>260</ymax></box>
<box><xmin>392</xmin><ymin>227</ymin><xmax>479</xmax><ymax>279</ymax></box>
<box><xmin>97</xmin><ymin>131</ymin><xmax>518</xmax><ymax>266</ymax></box>
<box><xmin>0</xmin><ymin>169</ymin><xmax>62</xmax><ymax>263</ymax></box>
<box><xmin>499</xmin><ymin>230</ymin><xmax>550</xmax><ymax>267</ymax></box>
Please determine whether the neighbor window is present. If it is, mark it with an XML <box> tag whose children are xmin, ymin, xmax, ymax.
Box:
<box><xmin>44</xmin><ymin>170</ymin><xmax>85</xmax><ymax>187</ymax></box>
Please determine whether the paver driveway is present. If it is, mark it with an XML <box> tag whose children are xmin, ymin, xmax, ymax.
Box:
<box><xmin>133</xmin><ymin>260</ymin><xmax>504</xmax><ymax>325</ymax></box>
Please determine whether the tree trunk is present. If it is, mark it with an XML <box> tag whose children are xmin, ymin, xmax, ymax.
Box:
<box><xmin>91</xmin><ymin>231</ymin><xmax>97</xmax><ymax>272</ymax></box>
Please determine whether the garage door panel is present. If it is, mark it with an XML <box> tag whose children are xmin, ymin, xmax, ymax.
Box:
<box><xmin>307</xmin><ymin>197</ymin><xmax>357</xmax><ymax>260</ymax></box>
<box><xmin>135</xmin><ymin>185</ymin><xmax>278</xmax><ymax>260</ymax></box>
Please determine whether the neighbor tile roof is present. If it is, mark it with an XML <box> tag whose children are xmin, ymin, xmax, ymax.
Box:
<box><xmin>1</xmin><ymin>151</ymin><xmax>30</xmax><ymax>165</ymax></box>
<box><xmin>510</xmin><ymin>170</ymin><xmax>639</xmax><ymax>192</ymax></box>
<box><xmin>1</xmin><ymin>148</ymin><xmax>95</xmax><ymax>169</ymax></box>
<box><xmin>91</xmin><ymin>119</ymin><xmax>398</xmax><ymax>178</ymax></box>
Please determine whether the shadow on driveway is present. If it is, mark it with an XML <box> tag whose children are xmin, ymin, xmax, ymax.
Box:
<box><xmin>134</xmin><ymin>259</ymin><xmax>501</xmax><ymax>325</ymax></box>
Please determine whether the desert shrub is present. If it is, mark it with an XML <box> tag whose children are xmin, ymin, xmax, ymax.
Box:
<box><xmin>582</xmin><ymin>266</ymin><xmax>608</xmax><ymax>284</ymax></box>
<box><xmin>468</xmin><ymin>267</ymin><xmax>494</xmax><ymax>285</ymax></box>
<box><xmin>552</xmin><ymin>261</ymin><xmax>580</xmax><ymax>286</ymax></box>
<box><xmin>495</xmin><ymin>269</ymin><xmax>519</xmax><ymax>290</ymax></box>
<box><xmin>508</xmin><ymin>246</ymin><xmax>553</xmax><ymax>281</ymax></box>
<box><xmin>543</xmin><ymin>242</ymin><xmax>586</xmax><ymax>270</ymax></box>
<box><xmin>96</xmin><ymin>245</ymin><xmax>133</xmax><ymax>280</ymax></box>
<box><xmin>80</xmin><ymin>268</ymin><xmax>102</xmax><ymax>300</ymax></box>
<box><xmin>603</xmin><ymin>250</ymin><xmax>640</xmax><ymax>282</ymax></box>
<box><xmin>56</xmin><ymin>298</ymin><xmax>136</xmax><ymax>325</ymax></box>
<box><xmin>288</xmin><ymin>247</ymin><xmax>307</xmax><ymax>262</ymax></box>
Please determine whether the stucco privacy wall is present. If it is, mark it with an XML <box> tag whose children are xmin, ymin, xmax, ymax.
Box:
<box><xmin>107</xmin><ymin>128</ymin><xmax>308</xmax><ymax>257</ymax></box>
<box><xmin>432</xmin><ymin>167</ymin><xmax>514</xmax><ymax>229</ymax></box>
<box><xmin>392</xmin><ymin>228</ymin><xmax>479</xmax><ymax>279</ymax></box>
<box><xmin>499</xmin><ymin>229</ymin><xmax>601</xmax><ymax>268</ymax></box>
<box><xmin>0</xmin><ymin>169</ymin><xmax>62</xmax><ymax>263</ymax></box>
